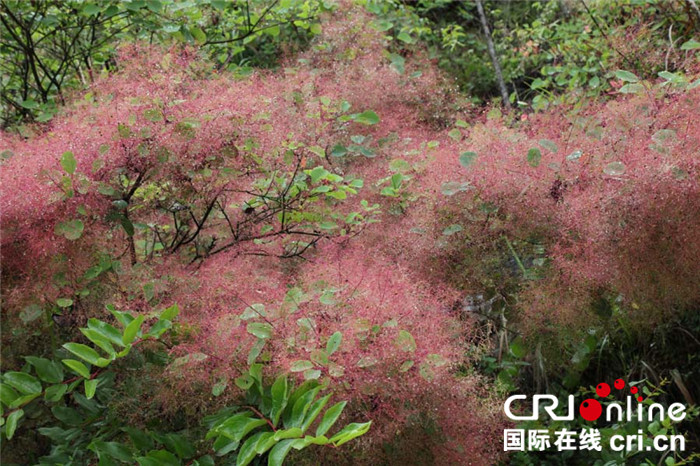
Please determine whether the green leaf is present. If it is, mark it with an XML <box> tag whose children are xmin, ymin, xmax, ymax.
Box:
<box><xmin>109</xmin><ymin>309</ymin><xmax>135</xmax><ymax>328</ymax></box>
<box><xmin>236</xmin><ymin>431</ymin><xmax>266</xmax><ymax>466</ymax></box>
<box><xmin>122</xmin><ymin>315</ymin><xmax>145</xmax><ymax>345</ymax></box>
<box><xmin>289</xmin><ymin>387</ymin><xmax>320</xmax><ymax>428</ymax></box>
<box><xmin>448</xmin><ymin>128</ymin><xmax>462</xmax><ymax>141</ymax></box>
<box><xmin>319</xmin><ymin>291</ymin><xmax>336</xmax><ymax>306</ymax></box>
<box><xmin>215</xmin><ymin>415</ymin><xmax>267</xmax><ymax>443</ymax></box>
<box><xmin>272</xmin><ymin>428</ymin><xmax>302</xmax><ymax>441</ymax></box>
<box><xmin>62</xmin><ymin>359</ymin><xmax>90</xmax><ymax>379</ymax></box>
<box><xmin>120</xmin><ymin>216</ymin><xmax>135</xmax><ymax>237</ymax></box>
<box><xmin>425</xmin><ymin>354</ymin><xmax>448</xmax><ymax>367</ymax></box>
<box><xmin>90</xmin><ymin>441</ymin><xmax>134</xmax><ymax>462</ymax></box>
<box><xmin>539</xmin><ymin>139</ymin><xmax>558</xmax><ymax>153</ymax></box>
<box><xmin>290</xmin><ymin>360</ymin><xmax>314</xmax><ymax>373</ymax></box>
<box><xmin>658</xmin><ymin>71</ymin><xmax>684</xmax><ymax>83</ymax></box>
<box><xmin>527</xmin><ymin>148</ymin><xmax>542</xmax><ymax>167</ymax></box>
<box><xmin>8</xmin><ymin>393</ymin><xmax>39</xmax><ymax>409</ymax></box>
<box><xmin>247</xmin><ymin>322</ymin><xmax>273</xmax><ymax>339</ymax></box>
<box><xmin>356</xmin><ymin>356</ymin><xmax>378</xmax><ymax>368</ymax></box>
<box><xmin>50</xmin><ymin>406</ymin><xmax>83</xmax><ymax>426</ymax></box>
<box><xmin>80</xmin><ymin>328</ymin><xmax>116</xmax><ymax>356</ymax></box>
<box><xmin>440</xmin><ymin>181</ymin><xmax>471</xmax><ymax>196</ymax></box>
<box><xmin>159</xmin><ymin>304</ymin><xmax>179</xmax><ymax>321</ymax></box>
<box><xmin>123</xmin><ymin>427</ymin><xmax>154</xmax><ymax>453</ymax></box>
<box><xmin>531</xmin><ymin>78</ymin><xmax>549</xmax><ymax>90</ymax></box>
<box><xmin>84</xmin><ymin>379</ymin><xmax>98</xmax><ymax>399</ymax></box>
<box><xmin>301</xmin><ymin>394</ymin><xmax>331</xmax><ymax>433</ymax></box>
<box><xmin>566</xmin><ymin>150</ymin><xmax>583</xmax><ymax>161</ymax></box>
<box><xmin>329</xmin><ymin>421</ymin><xmax>371</xmax><ymax>446</ymax></box>
<box><xmin>56</xmin><ymin>298</ymin><xmax>73</xmax><ymax>308</ymax></box>
<box><xmin>326</xmin><ymin>332</ymin><xmax>342</xmax><ymax>355</ymax></box>
<box><xmin>44</xmin><ymin>384</ymin><xmax>68</xmax><ymax>402</ymax></box>
<box><xmin>509</xmin><ymin>337</ymin><xmax>527</xmax><ymax>358</ymax></box>
<box><xmin>253</xmin><ymin>432</ymin><xmax>276</xmax><ymax>455</ymax></box>
<box><xmin>19</xmin><ymin>99</ymin><xmax>39</xmax><ymax>109</ymax></box>
<box><xmin>20</xmin><ymin>304</ymin><xmax>43</xmax><ymax>324</ymax></box>
<box><xmin>319</xmin><ymin>221</ymin><xmax>338</xmax><ymax>230</ymax></box>
<box><xmin>395</xmin><ymin>330</ymin><xmax>416</xmax><ymax>352</ymax></box>
<box><xmin>396</xmin><ymin>31</ymin><xmax>414</xmax><ymax>43</ymax></box>
<box><xmin>63</xmin><ymin>343</ymin><xmax>101</xmax><ymax>366</ymax></box>
<box><xmin>373</xmin><ymin>19</ymin><xmax>393</xmax><ymax>32</ymax></box>
<box><xmin>145</xmin><ymin>319</ymin><xmax>171</xmax><ymax>339</ymax></box>
<box><xmin>241</xmin><ymin>303</ymin><xmax>266</xmax><ymax>320</ymax></box>
<box><xmin>442</xmin><ymin>224</ymin><xmax>462</xmax><ymax>236</ymax></box>
<box><xmin>270</xmin><ymin>374</ymin><xmax>289</xmax><ymax>426</ymax></box>
<box><xmin>3</xmin><ymin>372</ymin><xmax>42</xmax><ymax>395</ymax></box>
<box><xmin>118</xmin><ymin>123</ymin><xmax>132</xmax><ymax>138</ymax></box>
<box><xmin>25</xmin><ymin>357</ymin><xmax>64</xmax><ymax>383</ymax></box>
<box><xmin>247</xmin><ymin>338</ymin><xmax>266</xmax><ymax>365</ymax></box>
<box><xmin>268</xmin><ymin>439</ymin><xmax>296</xmax><ymax>466</ymax></box>
<box><xmin>82</xmin><ymin>4</ymin><xmax>101</xmax><ymax>15</ymax></box>
<box><xmin>459</xmin><ymin>151</ymin><xmax>477</xmax><ymax>167</ymax></box>
<box><xmin>619</xmin><ymin>83</ymin><xmax>644</xmax><ymax>94</ymax></box>
<box><xmin>0</xmin><ymin>384</ymin><xmax>19</xmax><ymax>407</ymax></box>
<box><xmin>303</xmin><ymin>369</ymin><xmax>321</xmax><ymax>380</ymax></box>
<box><xmin>143</xmin><ymin>108</ymin><xmax>163</xmax><ymax>122</ymax></box>
<box><xmin>352</xmin><ymin>110</ymin><xmax>380</xmax><ymax>125</ymax></box>
<box><xmin>307</xmin><ymin>166</ymin><xmax>329</xmax><ymax>184</ymax></box>
<box><xmin>211</xmin><ymin>378</ymin><xmax>227</xmax><ymax>397</ymax></box>
<box><xmin>235</xmin><ymin>374</ymin><xmax>254</xmax><ymax>390</ymax></box>
<box><xmin>316</xmin><ymin>401</ymin><xmax>346</xmax><ymax>437</ymax></box>
<box><xmin>389</xmin><ymin>53</ymin><xmax>405</xmax><ymax>74</ymax></box>
<box><xmin>87</xmin><ymin>319</ymin><xmax>124</xmax><ymax>347</ymax></box>
<box><xmin>55</xmin><ymin>220</ymin><xmax>84</xmax><ymax>240</ymax></box>
<box><xmin>604</xmin><ymin>161</ymin><xmax>626</xmax><ymax>176</ymax></box>
<box><xmin>615</xmin><ymin>70</ymin><xmax>639</xmax><ymax>83</ymax></box>
<box><xmin>136</xmin><ymin>449</ymin><xmax>179</xmax><ymax>466</ymax></box>
<box><xmin>5</xmin><ymin>409</ymin><xmax>23</xmax><ymax>439</ymax></box>
<box><xmin>190</xmin><ymin>27</ymin><xmax>207</xmax><ymax>45</ymax></box>
<box><xmin>330</xmin><ymin>144</ymin><xmax>347</xmax><ymax>157</ymax></box>
<box><xmin>145</xmin><ymin>0</ymin><xmax>162</xmax><ymax>13</ymax></box>
<box><xmin>61</xmin><ymin>151</ymin><xmax>77</xmax><ymax>174</ymax></box>
<box><xmin>680</xmin><ymin>39</ymin><xmax>700</xmax><ymax>50</ymax></box>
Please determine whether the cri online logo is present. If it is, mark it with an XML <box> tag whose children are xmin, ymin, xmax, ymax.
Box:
<box><xmin>580</xmin><ymin>378</ymin><xmax>638</xmax><ymax>421</ymax></box>
<box><xmin>504</xmin><ymin>378</ymin><xmax>687</xmax><ymax>423</ymax></box>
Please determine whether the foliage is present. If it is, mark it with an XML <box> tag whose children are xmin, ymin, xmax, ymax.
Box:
<box><xmin>431</xmin><ymin>62</ymin><xmax>700</xmax><ymax>458</ymax></box>
<box><xmin>0</xmin><ymin>0</ymin><xmax>332</xmax><ymax>127</ymax></box>
<box><xmin>365</xmin><ymin>0</ymin><xmax>699</xmax><ymax>108</ymax></box>
<box><xmin>0</xmin><ymin>305</ymin><xmax>179</xmax><ymax>463</ymax></box>
<box><xmin>0</xmin><ymin>304</ymin><xmax>369</xmax><ymax>464</ymax></box>
<box><xmin>205</xmin><ymin>366</ymin><xmax>371</xmax><ymax>465</ymax></box>
<box><xmin>2</xmin><ymin>0</ymin><xmax>700</xmax><ymax>464</ymax></box>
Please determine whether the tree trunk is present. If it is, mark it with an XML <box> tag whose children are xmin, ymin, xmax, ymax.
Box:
<box><xmin>475</xmin><ymin>0</ymin><xmax>512</xmax><ymax>110</ymax></box>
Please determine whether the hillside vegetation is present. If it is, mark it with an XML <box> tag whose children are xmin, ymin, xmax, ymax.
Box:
<box><xmin>1</xmin><ymin>1</ymin><xmax>699</xmax><ymax>464</ymax></box>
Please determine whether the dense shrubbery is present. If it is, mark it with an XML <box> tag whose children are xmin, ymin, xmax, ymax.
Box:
<box><xmin>2</xmin><ymin>1</ymin><xmax>700</xmax><ymax>465</ymax></box>
<box><xmin>0</xmin><ymin>0</ymin><xmax>330</xmax><ymax>127</ymax></box>
<box><xmin>371</xmin><ymin>0</ymin><xmax>699</xmax><ymax>108</ymax></box>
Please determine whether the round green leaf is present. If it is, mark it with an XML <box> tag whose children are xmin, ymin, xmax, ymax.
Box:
<box><xmin>55</xmin><ymin>220</ymin><xmax>84</xmax><ymax>240</ymax></box>
<box><xmin>527</xmin><ymin>148</ymin><xmax>542</xmax><ymax>167</ymax></box>
<box><xmin>395</xmin><ymin>330</ymin><xmax>416</xmax><ymax>352</ymax></box>
<box><xmin>459</xmin><ymin>151</ymin><xmax>477</xmax><ymax>167</ymax></box>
